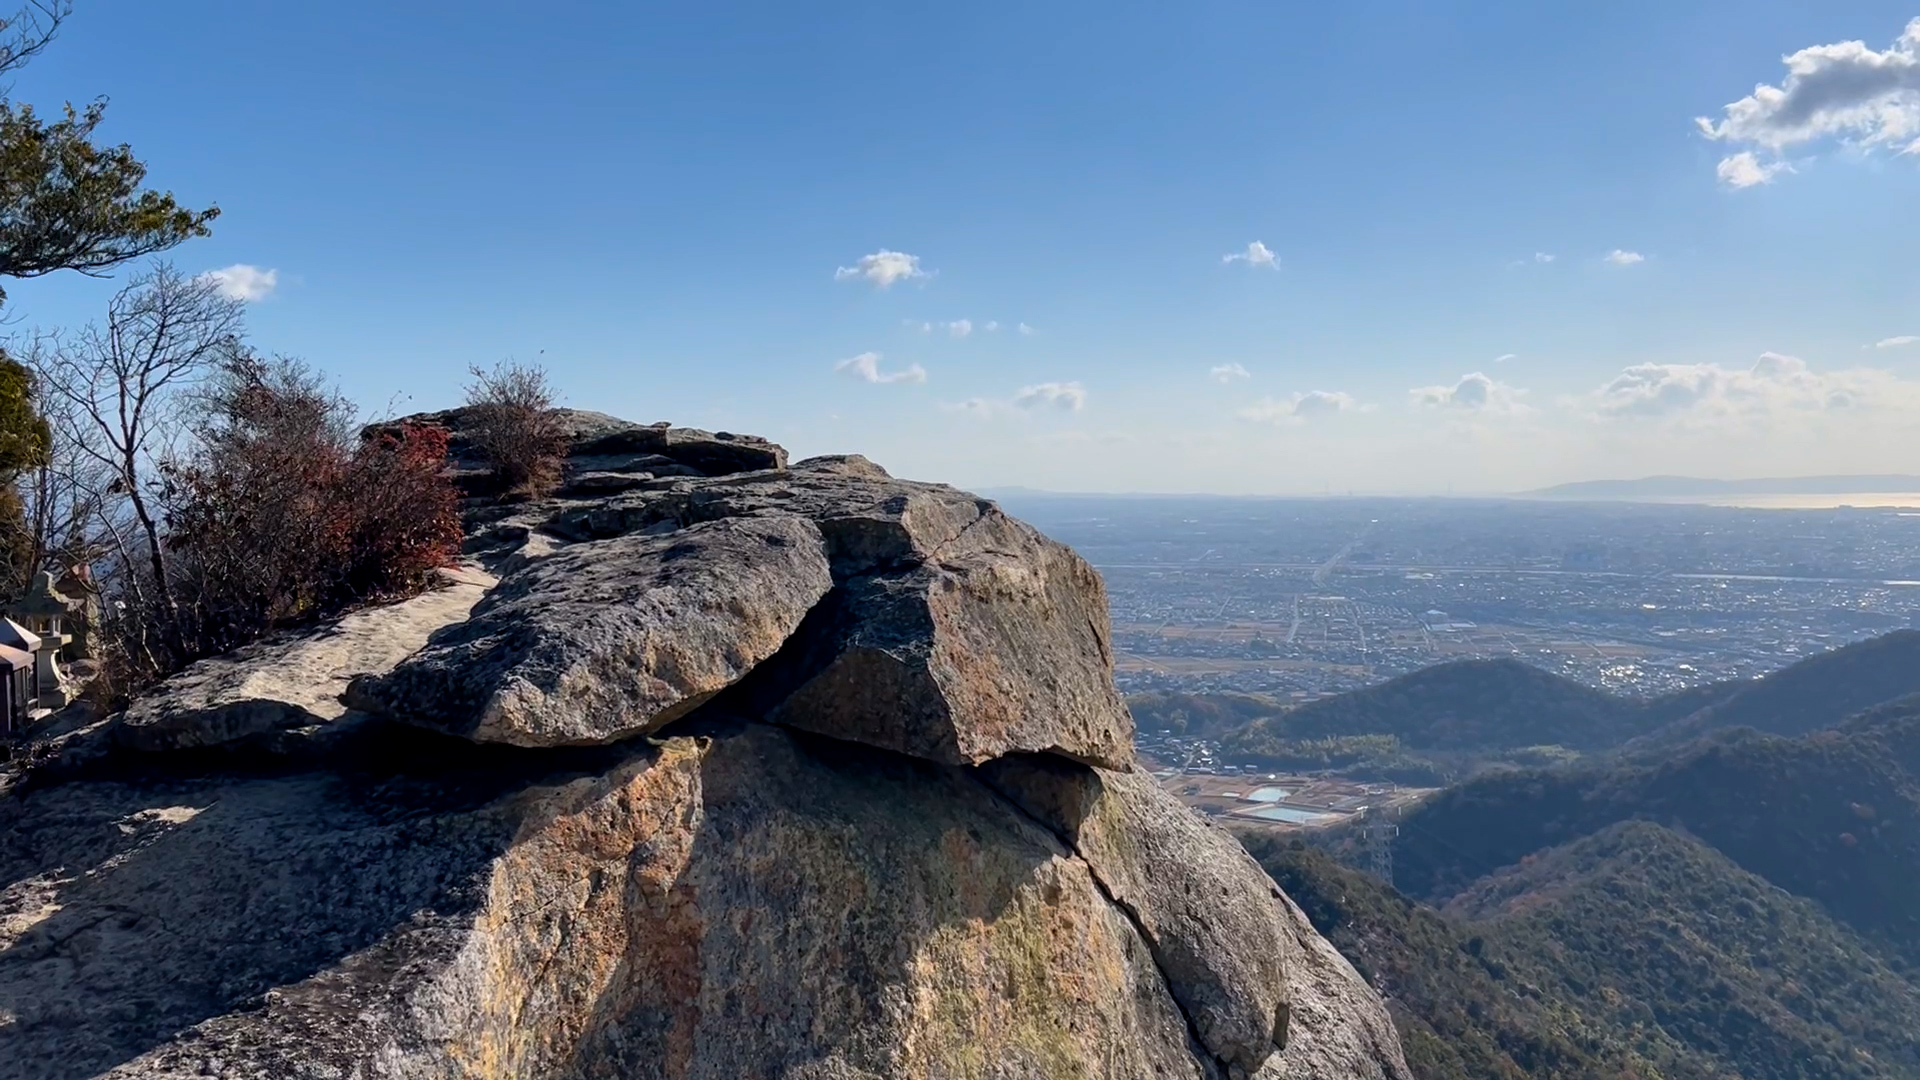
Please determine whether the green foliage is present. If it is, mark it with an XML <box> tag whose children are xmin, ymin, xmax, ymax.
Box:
<box><xmin>1392</xmin><ymin>698</ymin><xmax>1920</xmax><ymax>968</ymax></box>
<box><xmin>1450</xmin><ymin>822</ymin><xmax>1920</xmax><ymax>1080</ymax></box>
<box><xmin>1233</xmin><ymin>645</ymin><xmax>1920</xmax><ymax>1079</ymax></box>
<box><xmin>0</xmin><ymin>355</ymin><xmax>46</xmax><ymax>591</ymax></box>
<box><xmin>1238</xmin><ymin>834</ymin><xmax>1656</xmax><ymax>1080</ymax></box>
<box><xmin>1126</xmin><ymin>690</ymin><xmax>1284</xmax><ymax>738</ymax></box>
<box><xmin>0</xmin><ymin>100</ymin><xmax>217</xmax><ymax>303</ymax></box>
<box><xmin>1223</xmin><ymin>729</ymin><xmax>1456</xmax><ymax>786</ymax></box>
<box><xmin>0</xmin><ymin>355</ymin><xmax>48</xmax><ymax>473</ymax></box>
<box><xmin>1264</xmin><ymin>658</ymin><xmax>1669</xmax><ymax>752</ymax></box>
<box><xmin>1244</xmin><ymin>822</ymin><xmax>1920</xmax><ymax>1080</ymax></box>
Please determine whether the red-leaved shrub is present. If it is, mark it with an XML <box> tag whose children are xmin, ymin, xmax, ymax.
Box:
<box><xmin>156</xmin><ymin>356</ymin><xmax>463</xmax><ymax>665</ymax></box>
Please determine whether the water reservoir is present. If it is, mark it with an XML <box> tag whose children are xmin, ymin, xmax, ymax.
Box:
<box><xmin>1245</xmin><ymin>805</ymin><xmax>1337</xmax><ymax>825</ymax></box>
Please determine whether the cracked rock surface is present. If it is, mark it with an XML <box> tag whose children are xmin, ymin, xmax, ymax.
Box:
<box><xmin>0</xmin><ymin>411</ymin><xmax>1411</xmax><ymax>1080</ymax></box>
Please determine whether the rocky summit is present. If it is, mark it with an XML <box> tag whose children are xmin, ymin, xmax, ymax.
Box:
<box><xmin>0</xmin><ymin>411</ymin><xmax>1410</xmax><ymax>1080</ymax></box>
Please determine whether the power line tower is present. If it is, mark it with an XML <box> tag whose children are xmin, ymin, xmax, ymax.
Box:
<box><xmin>1359</xmin><ymin>802</ymin><xmax>1399</xmax><ymax>889</ymax></box>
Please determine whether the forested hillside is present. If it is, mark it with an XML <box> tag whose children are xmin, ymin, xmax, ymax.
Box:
<box><xmin>1245</xmin><ymin>819</ymin><xmax>1920</xmax><ymax>1080</ymax></box>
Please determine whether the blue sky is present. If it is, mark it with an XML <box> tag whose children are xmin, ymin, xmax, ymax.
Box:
<box><xmin>6</xmin><ymin>1</ymin><xmax>1920</xmax><ymax>493</ymax></box>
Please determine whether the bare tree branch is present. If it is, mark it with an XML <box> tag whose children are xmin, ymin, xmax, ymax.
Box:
<box><xmin>0</xmin><ymin>1</ymin><xmax>70</xmax><ymax>82</ymax></box>
<box><xmin>25</xmin><ymin>261</ymin><xmax>245</xmax><ymax>618</ymax></box>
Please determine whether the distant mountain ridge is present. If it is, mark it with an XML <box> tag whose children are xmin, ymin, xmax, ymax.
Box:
<box><xmin>1624</xmin><ymin>630</ymin><xmax>1920</xmax><ymax>752</ymax></box>
<box><xmin>1528</xmin><ymin>474</ymin><xmax>1920</xmax><ymax>499</ymax></box>
<box><xmin>1173</xmin><ymin>632</ymin><xmax>1920</xmax><ymax>785</ymax></box>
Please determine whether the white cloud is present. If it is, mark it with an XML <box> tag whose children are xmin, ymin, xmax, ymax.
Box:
<box><xmin>1238</xmin><ymin>391</ymin><xmax>1360</xmax><ymax>424</ymax></box>
<box><xmin>834</xmin><ymin>351</ymin><xmax>927</xmax><ymax>385</ymax></box>
<box><xmin>1018</xmin><ymin>322</ymin><xmax>1036</xmax><ymax>335</ymax></box>
<box><xmin>1412</xmin><ymin>372</ymin><xmax>1528</xmax><ymax>413</ymax></box>
<box><xmin>1716</xmin><ymin>150</ymin><xmax>1792</xmax><ymax>188</ymax></box>
<box><xmin>1223</xmin><ymin>241</ymin><xmax>1279</xmax><ymax>269</ymax></box>
<box><xmin>946</xmin><ymin>319</ymin><xmax>973</xmax><ymax>339</ymax></box>
<box><xmin>1697</xmin><ymin>18</ymin><xmax>1920</xmax><ymax>183</ymax></box>
<box><xmin>1015</xmin><ymin>381</ymin><xmax>1087</xmax><ymax>411</ymax></box>
<box><xmin>1494</xmin><ymin>353</ymin><xmax>1518</xmax><ymax>364</ymax></box>
<box><xmin>1873</xmin><ymin>335</ymin><xmax>1919</xmax><ymax>348</ymax></box>
<box><xmin>199</xmin><ymin>264</ymin><xmax>278</xmax><ymax>302</ymax></box>
<box><xmin>984</xmin><ymin>320</ymin><xmax>1001</xmax><ymax>332</ymax></box>
<box><xmin>1210</xmin><ymin>363</ymin><xmax>1251</xmax><ymax>383</ymax></box>
<box><xmin>1534</xmin><ymin>252</ymin><xmax>1556</xmax><ymax>263</ymax></box>
<box><xmin>834</xmin><ymin>249</ymin><xmax>931</xmax><ymax>288</ymax></box>
<box><xmin>1589</xmin><ymin>352</ymin><xmax>1920</xmax><ymax>421</ymax></box>
<box><xmin>1603</xmin><ymin>250</ymin><xmax>1645</xmax><ymax>266</ymax></box>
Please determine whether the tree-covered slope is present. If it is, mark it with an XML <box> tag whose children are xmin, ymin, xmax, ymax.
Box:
<box><xmin>1393</xmin><ymin>697</ymin><xmax>1920</xmax><ymax>964</ymax></box>
<box><xmin>1632</xmin><ymin>630</ymin><xmax>1920</xmax><ymax>750</ymax></box>
<box><xmin>1449</xmin><ymin>820</ymin><xmax>1920</xmax><ymax>1080</ymax></box>
<box><xmin>1241</xmin><ymin>658</ymin><xmax>1649</xmax><ymax>751</ymax></box>
<box><xmin>1238</xmin><ymin>834</ymin><xmax>1653</xmax><ymax>1080</ymax></box>
<box><xmin>1243</xmin><ymin>822</ymin><xmax>1920</xmax><ymax>1080</ymax></box>
<box><xmin>1126</xmin><ymin>689</ymin><xmax>1284</xmax><ymax>738</ymax></box>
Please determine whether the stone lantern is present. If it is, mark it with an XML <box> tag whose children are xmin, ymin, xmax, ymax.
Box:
<box><xmin>6</xmin><ymin>573</ymin><xmax>77</xmax><ymax>709</ymax></box>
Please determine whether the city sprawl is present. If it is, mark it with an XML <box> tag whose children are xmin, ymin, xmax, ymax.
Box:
<box><xmin>1000</xmin><ymin>494</ymin><xmax>1920</xmax><ymax>702</ymax></box>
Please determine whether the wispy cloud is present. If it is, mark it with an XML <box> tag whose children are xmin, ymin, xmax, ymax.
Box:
<box><xmin>1015</xmin><ymin>381</ymin><xmax>1087</xmax><ymax>411</ymax></box>
<box><xmin>1210</xmin><ymin>363</ymin><xmax>1251</xmax><ymax>383</ymax></box>
<box><xmin>1018</xmin><ymin>322</ymin><xmax>1036</xmax><ymax>336</ymax></box>
<box><xmin>1873</xmin><ymin>335</ymin><xmax>1919</xmax><ymax>348</ymax></box>
<box><xmin>1412</xmin><ymin>372</ymin><xmax>1528</xmax><ymax>414</ymax></box>
<box><xmin>199</xmin><ymin>264</ymin><xmax>278</xmax><ymax>302</ymax></box>
<box><xmin>1494</xmin><ymin>353</ymin><xmax>1518</xmax><ymax>364</ymax></box>
<box><xmin>834</xmin><ymin>249</ymin><xmax>932</xmax><ymax>288</ymax></box>
<box><xmin>1534</xmin><ymin>252</ymin><xmax>1556</xmax><ymax>263</ymax></box>
<box><xmin>1238</xmin><ymin>391</ymin><xmax>1360</xmax><ymax>424</ymax></box>
<box><xmin>946</xmin><ymin>319</ymin><xmax>973</xmax><ymax>339</ymax></box>
<box><xmin>834</xmin><ymin>351</ymin><xmax>927</xmax><ymax>385</ymax></box>
<box><xmin>1716</xmin><ymin>150</ymin><xmax>1793</xmax><ymax>188</ymax></box>
<box><xmin>1698</xmin><ymin>18</ymin><xmax>1920</xmax><ymax>185</ymax></box>
<box><xmin>1603</xmin><ymin>249</ymin><xmax>1646</xmax><ymax>266</ymax></box>
<box><xmin>1222</xmin><ymin>241</ymin><xmax>1279</xmax><ymax>269</ymax></box>
<box><xmin>984</xmin><ymin>320</ymin><xmax>1001</xmax><ymax>332</ymax></box>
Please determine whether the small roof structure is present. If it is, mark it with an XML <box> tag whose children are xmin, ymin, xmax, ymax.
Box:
<box><xmin>0</xmin><ymin>618</ymin><xmax>41</xmax><ymax>653</ymax></box>
<box><xmin>0</xmin><ymin>642</ymin><xmax>30</xmax><ymax>671</ymax></box>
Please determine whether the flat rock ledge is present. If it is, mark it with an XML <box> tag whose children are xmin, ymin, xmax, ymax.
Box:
<box><xmin>0</xmin><ymin>413</ymin><xmax>1411</xmax><ymax>1080</ymax></box>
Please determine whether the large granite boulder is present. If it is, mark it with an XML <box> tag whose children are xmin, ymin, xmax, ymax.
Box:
<box><xmin>1</xmin><ymin>722</ymin><xmax>1404</xmax><ymax>1080</ymax></box>
<box><xmin>346</xmin><ymin>517</ymin><xmax>834</xmax><ymax>747</ymax></box>
<box><xmin>1</xmin><ymin>726</ymin><xmax>1205</xmax><ymax>1079</ymax></box>
<box><xmin>359</xmin><ymin>442</ymin><xmax>1134</xmax><ymax>767</ymax></box>
<box><xmin>0</xmin><ymin>415</ymin><xmax>1411</xmax><ymax>1080</ymax></box>
<box><xmin>745</xmin><ymin>544</ymin><xmax>1132</xmax><ymax>766</ymax></box>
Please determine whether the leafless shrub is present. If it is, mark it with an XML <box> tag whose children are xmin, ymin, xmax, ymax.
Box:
<box><xmin>462</xmin><ymin>360</ymin><xmax>565</xmax><ymax>499</ymax></box>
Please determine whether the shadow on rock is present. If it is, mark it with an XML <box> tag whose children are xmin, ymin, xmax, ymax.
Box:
<box><xmin>0</xmin><ymin>767</ymin><xmax>520</xmax><ymax>1080</ymax></box>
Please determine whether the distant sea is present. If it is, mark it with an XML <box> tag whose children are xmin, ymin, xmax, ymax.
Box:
<box><xmin>1636</xmin><ymin>492</ymin><xmax>1920</xmax><ymax>510</ymax></box>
